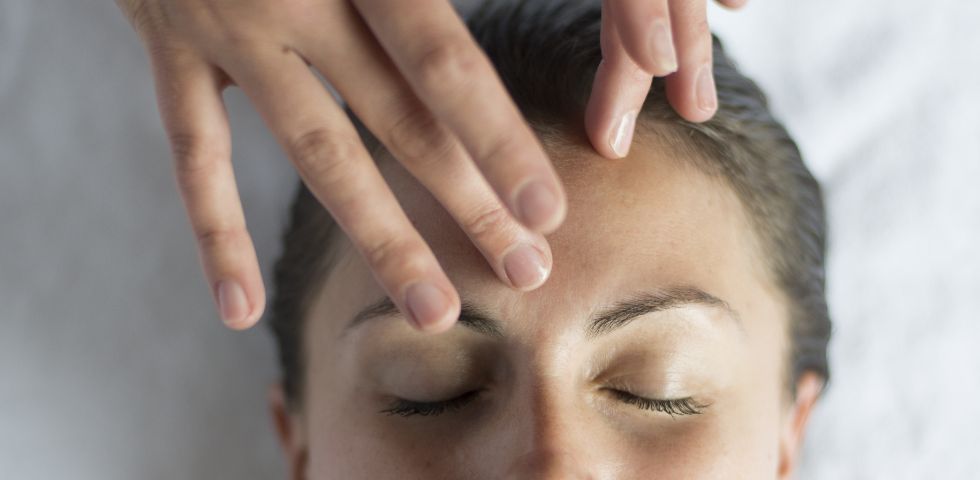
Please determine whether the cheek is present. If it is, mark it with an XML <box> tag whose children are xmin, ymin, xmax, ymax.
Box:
<box><xmin>302</xmin><ymin>334</ymin><xmax>459</xmax><ymax>478</ymax></box>
<box><xmin>625</xmin><ymin>419</ymin><xmax>742</xmax><ymax>477</ymax></box>
<box><xmin>685</xmin><ymin>348</ymin><xmax>785</xmax><ymax>477</ymax></box>
<box><xmin>303</xmin><ymin>377</ymin><xmax>451</xmax><ymax>478</ymax></box>
<box><xmin>602</xmin><ymin>394</ymin><xmax>782</xmax><ymax>478</ymax></box>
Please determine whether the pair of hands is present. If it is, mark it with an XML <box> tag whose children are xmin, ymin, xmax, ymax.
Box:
<box><xmin>116</xmin><ymin>0</ymin><xmax>744</xmax><ymax>332</ymax></box>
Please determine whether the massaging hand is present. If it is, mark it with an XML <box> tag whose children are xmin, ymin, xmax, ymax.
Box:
<box><xmin>116</xmin><ymin>0</ymin><xmax>745</xmax><ymax>331</ymax></box>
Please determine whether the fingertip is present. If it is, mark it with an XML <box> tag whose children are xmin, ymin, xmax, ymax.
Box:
<box><xmin>648</xmin><ymin>20</ymin><xmax>679</xmax><ymax>75</ymax></box>
<box><xmin>584</xmin><ymin>54</ymin><xmax>652</xmax><ymax>160</ymax></box>
<box><xmin>695</xmin><ymin>64</ymin><xmax>718</xmax><ymax>116</ymax></box>
<box><xmin>665</xmin><ymin>68</ymin><xmax>718</xmax><ymax>124</ymax></box>
<box><xmin>673</xmin><ymin>100</ymin><xmax>716</xmax><ymax>123</ymax></box>
<box><xmin>403</xmin><ymin>281</ymin><xmax>460</xmax><ymax>334</ymax></box>
<box><xmin>513</xmin><ymin>179</ymin><xmax>566</xmax><ymax>234</ymax></box>
<box><xmin>213</xmin><ymin>275</ymin><xmax>266</xmax><ymax>330</ymax></box>
<box><xmin>224</xmin><ymin>317</ymin><xmax>256</xmax><ymax>331</ymax></box>
<box><xmin>584</xmin><ymin>79</ymin><xmax>626</xmax><ymax>160</ymax></box>
<box><xmin>241</xmin><ymin>296</ymin><xmax>267</xmax><ymax>329</ymax></box>
<box><xmin>609</xmin><ymin>109</ymin><xmax>638</xmax><ymax>158</ymax></box>
<box><xmin>502</xmin><ymin>242</ymin><xmax>552</xmax><ymax>291</ymax></box>
<box><xmin>417</xmin><ymin>311</ymin><xmax>459</xmax><ymax>334</ymax></box>
<box><xmin>670</xmin><ymin>99</ymin><xmax>715</xmax><ymax>124</ymax></box>
<box><xmin>216</xmin><ymin>280</ymin><xmax>253</xmax><ymax>329</ymax></box>
<box><xmin>718</xmin><ymin>0</ymin><xmax>748</xmax><ymax>10</ymax></box>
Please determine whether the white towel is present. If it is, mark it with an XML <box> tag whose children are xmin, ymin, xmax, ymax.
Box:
<box><xmin>710</xmin><ymin>1</ymin><xmax>980</xmax><ymax>477</ymax></box>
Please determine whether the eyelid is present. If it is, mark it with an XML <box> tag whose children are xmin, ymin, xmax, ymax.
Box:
<box><xmin>604</xmin><ymin>388</ymin><xmax>709</xmax><ymax>416</ymax></box>
<box><xmin>381</xmin><ymin>390</ymin><xmax>482</xmax><ymax>417</ymax></box>
<box><xmin>600</xmin><ymin>373</ymin><xmax>697</xmax><ymax>403</ymax></box>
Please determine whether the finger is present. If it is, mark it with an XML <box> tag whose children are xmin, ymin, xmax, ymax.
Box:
<box><xmin>585</xmin><ymin>0</ymin><xmax>655</xmax><ymax>159</ymax></box>
<box><xmin>351</xmin><ymin>0</ymin><xmax>567</xmax><ymax>234</ymax></box>
<box><xmin>664</xmin><ymin>0</ymin><xmax>717</xmax><ymax>122</ymax></box>
<box><xmin>716</xmin><ymin>0</ymin><xmax>748</xmax><ymax>9</ymax></box>
<box><xmin>294</xmin><ymin>8</ymin><xmax>552</xmax><ymax>291</ymax></box>
<box><xmin>149</xmin><ymin>46</ymin><xmax>265</xmax><ymax>330</ymax></box>
<box><xmin>605</xmin><ymin>0</ymin><xmax>677</xmax><ymax>76</ymax></box>
<box><xmin>223</xmin><ymin>46</ymin><xmax>460</xmax><ymax>332</ymax></box>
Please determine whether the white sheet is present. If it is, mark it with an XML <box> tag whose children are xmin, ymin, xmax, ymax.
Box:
<box><xmin>709</xmin><ymin>1</ymin><xmax>980</xmax><ymax>477</ymax></box>
<box><xmin>1</xmin><ymin>0</ymin><xmax>977</xmax><ymax>478</ymax></box>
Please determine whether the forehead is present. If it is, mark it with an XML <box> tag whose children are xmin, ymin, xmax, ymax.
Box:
<box><xmin>320</xmin><ymin>136</ymin><xmax>782</xmax><ymax>341</ymax></box>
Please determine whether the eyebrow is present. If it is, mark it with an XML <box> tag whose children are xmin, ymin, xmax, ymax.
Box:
<box><xmin>585</xmin><ymin>287</ymin><xmax>740</xmax><ymax>337</ymax></box>
<box><xmin>345</xmin><ymin>298</ymin><xmax>504</xmax><ymax>338</ymax></box>
<box><xmin>343</xmin><ymin>286</ymin><xmax>738</xmax><ymax>339</ymax></box>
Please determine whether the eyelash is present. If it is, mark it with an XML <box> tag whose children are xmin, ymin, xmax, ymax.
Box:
<box><xmin>381</xmin><ymin>389</ymin><xmax>707</xmax><ymax>417</ymax></box>
<box><xmin>381</xmin><ymin>390</ymin><xmax>482</xmax><ymax>417</ymax></box>
<box><xmin>606</xmin><ymin>389</ymin><xmax>708</xmax><ymax>417</ymax></box>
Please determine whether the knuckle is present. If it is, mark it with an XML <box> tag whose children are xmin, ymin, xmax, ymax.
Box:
<box><xmin>477</xmin><ymin>131</ymin><xmax>521</xmax><ymax>168</ymax></box>
<box><xmin>120</xmin><ymin>0</ymin><xmax>159</xmax><ymax>34</ymax></box>
<box><xmin>169</xmin><ymin>133</ymin><xmax>226</xmax><ymax>179</ymax></box>
<box><xmin>145</xmin><ymin>40</ymin><xmax>185</xmax><ymax>61</ymax></box>
<box><xmin>462</xmin><ymin>204</ymin><xmax>514</xmax><ymax>244</ymax></box>
<box><xmin>690</xmin><ymin>17</ymin><xmax>711</xmax><ymax>39</ymax></box>
<box><xmin>288</xmin><ymin>129</ymin><xmax>361</xmax><ymax>184</ymax></box>
<box><xmin>196</xmin><ymin>226</ymin><xmax>247</xmax><ymax>252</ymax></box>
<box><xmin>412</xmin><ymin>37</ymin><xmax>482</xmax><ymax>95</ymax></box>
<box><xmin>363</xmin><ymin>236</ymin><xmax>429</xmax><ymax>278</ymax></box>
<box><xmin>210</xmin><ymin>23</ymin><xmax>263</xmax><ymax>52</ymax></box>
<box><xmin>385</xmin><ymin>107</ymin><xmax>455</xmax><ymax>171</ymax></box>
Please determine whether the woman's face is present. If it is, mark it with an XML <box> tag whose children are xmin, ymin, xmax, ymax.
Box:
<box><xmin>272</xmin><ymin>140</ymin><xmax>822</xmax><ymax>479</ymax></box>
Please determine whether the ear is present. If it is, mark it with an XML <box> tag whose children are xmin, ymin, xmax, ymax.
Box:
<box><xmin>269</xmin><ymin>384</ymin><xmax>309</xmax><ymax>480</ymax></box>
<box><xmin>777</xmin><ymin>372</ymin><xmax>824</xmax><ymax>479</ymax></box>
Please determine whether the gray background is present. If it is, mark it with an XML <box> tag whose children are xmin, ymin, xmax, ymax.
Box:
<box><xmin>1</xmin><ymin>0</ymin><xmax>978</xmax><ymax>478</ymax></box>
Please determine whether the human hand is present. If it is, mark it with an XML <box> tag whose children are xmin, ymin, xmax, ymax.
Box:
<box><xmin>586</xmin><ymin>0</ymin><xmax>747</xmax><ymax>158</ymax></box>
<box><xmin>115</xmin><ymin>0</ymin><xmax>742</xmax><ymax>333</ymax></box>
<box><xmin>116</xmin><ymin>0</ymin><xmax>567</xmax><ymax>332</ymax></box>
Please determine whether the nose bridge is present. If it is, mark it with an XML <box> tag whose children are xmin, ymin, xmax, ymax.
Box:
<box><xmin>502</xmin><ymin>350</ymin><xmax>597</xmax><ymax>480</ymax></box>
<box><xmin>504</xmin><ymin>449</ymin><xmax>596</xmax><ymax>480</ymax></box>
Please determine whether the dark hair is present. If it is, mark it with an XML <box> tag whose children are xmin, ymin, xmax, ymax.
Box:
<box><xmin>269</xmin><ymin>0</ymin><xmax>831</xmax><ymax>407</ymax></box>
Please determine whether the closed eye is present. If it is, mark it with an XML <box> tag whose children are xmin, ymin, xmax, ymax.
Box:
<box><xmin>606</xmin><ymin>389</ymin><xmax>709</xmax><ymax>416</ymax></box>
<box><xmin>381</xmin><ymin>390</ymin><xmax>482</xmax><ymax>417</ymax></box>
<box><xmin>380</xmin><ymin>389</ymin><xmax>708</xmax><ymax>418</ymax></box>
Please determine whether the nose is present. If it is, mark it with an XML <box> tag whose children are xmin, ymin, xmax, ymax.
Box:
<box><xmin>498</xmin><ymin>382</ymin><xmax>600</xmax><ymax>480</ymax></box>
<box><xmin>502</xmin><ymin>449</ymin><xmax>596</xmax><ymax>480</ymax></box>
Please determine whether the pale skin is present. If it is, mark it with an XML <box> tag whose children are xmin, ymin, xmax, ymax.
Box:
<box><xmin>268</xmin><ymin>138</ymin><xmax>823</xmax><ymax>479</ymax></box>
<box><xmin>114</xmin><ymin>0</ymin><xmax>748</xmax><ymax>332</ymax></box>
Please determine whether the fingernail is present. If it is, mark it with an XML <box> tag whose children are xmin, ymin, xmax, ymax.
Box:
<box><xmin>405</xmin><ymin>282</ymin><xmax>453</xmax><ymax>331</ymax></box>
<box><xmin>516</xmin><ymin>181</ymin><xmax>560</xmax><ymax>230</ymax></box>
<box><xmin>650</xmin><ymin>21</ymin><xmax>678</xmax><ymax>73</ymax></box>
<box><xmin>696</xmin><ymin>64</ymin><xmax>718</xmax><ymax>113</ymax></box>
<box><xmin>503</xmin><ymin>243</ymin><xmax>550</xmax><ymax>290</ymax></box>
<box><xmin>217</xmin><ymin>280</ymin><xmax>250</xmax><ymax>327</ymax></box>
<box><xmin>609</xmin><ymin>110</ymin><xmax>638</xmax><ymax>158</ymax></box>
